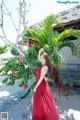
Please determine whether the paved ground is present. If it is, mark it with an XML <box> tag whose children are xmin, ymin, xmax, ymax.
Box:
<box><xmin>0</xmin><ymin>76</ymin><xmax>80</xmax><ymax>120</ymax></box>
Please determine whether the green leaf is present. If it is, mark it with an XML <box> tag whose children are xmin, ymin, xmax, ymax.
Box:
<box><xmin>2</xmin><ymin>77</ymin><xmax>9</xmax><ymax>83</ymax></box>
<box><xmin>19</xmin><ymin>81</ymin><xmax>25</xmax><ymax>87</ymax></box>
<box><xmin>22</xmin><ymin>73</ymin><xmax>29</xmax><ymax>84</ymax></box>
<box><xmin>21</xmin><ymin>82</ymin><xmax>35</xmax><ymax>99</ymax></box>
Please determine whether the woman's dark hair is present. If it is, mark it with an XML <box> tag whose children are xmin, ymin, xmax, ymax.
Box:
<box><xmin>40</xmin><ymin>52</ymin><xmax>72</xmax><ymax>96</ymax></box>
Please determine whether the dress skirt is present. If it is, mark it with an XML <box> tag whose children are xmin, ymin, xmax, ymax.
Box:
<box><xmin>32</xmin><ymin>79</ymin><xmax>59</xmax><ymax>120</ymax></box>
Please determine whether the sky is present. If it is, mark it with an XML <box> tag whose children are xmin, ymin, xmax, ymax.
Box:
<box><xmin>0</xmin><ymin>0</ymin><xmax>80</xmax><ymax>44</ymax></box>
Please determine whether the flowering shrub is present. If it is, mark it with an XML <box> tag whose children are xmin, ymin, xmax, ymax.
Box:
<box><xmin>13</xmin><ymin>72</ymin><xmax>18</xmax><ymax>77</ymax></box>
<box><xmin>23</xmin><ymin>84</ymin><xmax>28</xmax><ymax>89</ymax></box>
<box><xmin>1</xmin><ymin>14</ymin><xmax>80</xmax><ymax>99</ymax></box>
<box><xmin>18</xmin><ymin>57</ymin><xmax>23</xmax><ymax>63</ymax></box>
<box><xmin>0</xmin><ymin>56</ymin><xmax>32</xmax><ymax>87</ymax></box>
<box><xmin>0</xmin><ymin>45</ymin><xmax>41</xmax><ymax>99</ymax></box>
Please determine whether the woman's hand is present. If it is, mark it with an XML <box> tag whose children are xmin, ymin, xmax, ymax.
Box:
<box><xmin>39</xmin><ymin>48</ymin><xmax>44</xmax><ymax>55</ymax></box>
<box><xmin>38</xmin><ymin>48</ymin><xmax>44</xmax><ymax>61</ymax></box>
<box><xmin>34</xmin><ymin>86</ymin><xmax>37</xmax><ymax>92</ymax></box>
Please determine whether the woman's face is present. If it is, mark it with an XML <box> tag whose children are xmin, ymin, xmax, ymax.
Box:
<box><xmin>40</xmin><ymin>55</ymin><xmax>46</xmax><ymax>65</ymax></box>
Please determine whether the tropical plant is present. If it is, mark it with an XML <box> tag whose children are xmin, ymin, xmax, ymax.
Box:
<box><xmin>0</xmin><ymin>45</ymin><xmax>8</xmax><ymax>54</ymax></box>
<box><xmin>0</xmin><ymin>14</ymin><xmax>80</xmax><ymax>99</ymax></box>
<box><xmin>10</xmin><ymin>47</ymin><xmax>19</xmax><ymax>56</ymax></box>
<box><xmin>24</xmin><ymin>14</ymin><xmax>80</xmax><ymax>65</ymax></box>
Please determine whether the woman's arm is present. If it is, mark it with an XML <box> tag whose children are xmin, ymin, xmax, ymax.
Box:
<box><xmin>38</xmin><ymin>53</ymin><xmax>41</xmax><ymax>61</ymax></box>
<box><xmin>34</xmin><ymin>66</ymin><xmax>48</xmax><ymax>92</ymax></box>
<box><xmin>38</xmin><ymin>48</ymin><xmax>44</xmax><ymax>61</ymax></box>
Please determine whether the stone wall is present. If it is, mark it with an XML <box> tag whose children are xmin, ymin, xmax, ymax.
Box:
<box><xmin>59</xmin><ymin>63</ymin><xmax>80</xmax><ymax>86</ymax></box>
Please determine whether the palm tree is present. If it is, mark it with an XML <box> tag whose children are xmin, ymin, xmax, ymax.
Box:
<box><xmin>24</xmin><ymin>14</ymin><xmax>80</xmax><ymax>66</ymax></box>
<box><xmin>17</xmin><ymin>14</ymin><xmax>80</xmax><ymax>98</ymax></box>
<box><xmin>0</xmin><ymin>14</ymin><xmax>80</xmax><ymax>99</ymax></box>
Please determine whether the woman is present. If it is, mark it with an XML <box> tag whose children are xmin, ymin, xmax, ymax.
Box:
<box><xmin>31</xmin><ymin>48</ymin><xmax>72</xmax><ymax>120</ymax></box>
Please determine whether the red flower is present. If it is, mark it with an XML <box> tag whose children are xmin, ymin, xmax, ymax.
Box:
<box><xmin>23</xmin><ymin>84</ymin><xmax>28</xmax><ymax>89</ymax></box>
<box><xmin>18</xmin><ymin>57</ymin><xmax>23</xmax><ymax>63</ymax></box>
<box><xmin>27</xmin><ymin>42</ymin><xmax>33</xmax><ymax>47</ymax></box>
<box><xmin>13</xmin><ymin>72</ymin><xmax>18</xmax><ymax>77</ymax></box>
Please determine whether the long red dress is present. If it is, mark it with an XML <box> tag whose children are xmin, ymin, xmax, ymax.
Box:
<box><xmin>32</xmin><ymin>64</ymin><xmax>59</xmax><ymax>120</ymax></box>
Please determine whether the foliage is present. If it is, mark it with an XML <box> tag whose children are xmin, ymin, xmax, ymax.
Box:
<box><xmin>0</xmin><ymin>14</ymin><xmax>80</xmax><ymax>99</ymax></box>
<box><xmin>58</xmin><ymin>41</ymin><xmax>77</xmax><ymax>55</ymax></box>
<box><xmin>0</xmin><ymin>45</ymin><xmax>8</xmax><ymax>54</ymax></box>
<box><xmin>10</xmin><ymin>47</ymin><xmax>19</xmax><ymax>56</ymax></box>
<box><xmin>24</xmin><ymin>14</ymin><xmax>80</xmax><ymax>65</ymax></box>
<box><xmin>77</xmin><ymin>37</ymin><xmax>80</xmax><ymax>57</ymax></box>
<box><xmin>0</xmin><ymin>56</ymin><xmax>31</xmax><ymax>86</ymax></box>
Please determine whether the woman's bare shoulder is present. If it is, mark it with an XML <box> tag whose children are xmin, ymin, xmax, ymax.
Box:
<box><xmin>42</xmin><ymin>65</ymin><xmax>48</xmax><ymax>71</ymax></box>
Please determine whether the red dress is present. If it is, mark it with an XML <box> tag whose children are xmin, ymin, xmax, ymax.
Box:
<box><xmin>32</xmin><ymin>65</ymin><xmax>59</xmax><ymax>120</ymax></box>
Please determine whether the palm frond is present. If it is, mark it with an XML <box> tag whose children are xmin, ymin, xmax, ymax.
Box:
<box><xmin>42</xmin><ymin>14</ymin><xmax>60</xmax><ymax>44</ymax></box>
<box><xmin>24</xmin><ymin>29</ymin><xmax>46</xmax><ymax>45</ymax></box>
<box><xmin>54</xmin><ymin>29</ymin><xmax>80</xmax><ymax>43</ymax></box>
<box><xmin>77</xmin><ymin>37</ymin><xmax>80</xmax><ymax>57</ymax></box>
<box><xmin>58</xmin><ymin>41</ymin><xmax>77</xmax><ymax>55</ymax></box>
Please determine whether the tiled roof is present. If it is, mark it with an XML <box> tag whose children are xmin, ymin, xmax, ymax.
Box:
<box><xmin>58</xmin><ymin>4</ymin><xmax>80</xmax><ymax>23</ymax></box>
<box><xmin>29</xmin><ymin>4</ymin><xmax>80</xmax><ymax>29</ymax></box>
